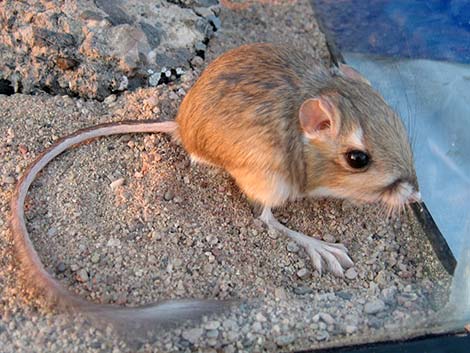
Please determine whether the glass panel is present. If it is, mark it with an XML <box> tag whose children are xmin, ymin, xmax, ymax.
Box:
<box><xmin>314</xmin><ymin>0</ymin><xmax>470</xmax><ymax>338</ymax></box>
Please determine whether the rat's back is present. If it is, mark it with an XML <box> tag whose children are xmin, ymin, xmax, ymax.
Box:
<box><xmin>176</xmin><ymin>44</ymin><xmax>327</xmax><ymax>206</ymax></box>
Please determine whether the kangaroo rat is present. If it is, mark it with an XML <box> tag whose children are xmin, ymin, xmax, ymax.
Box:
<box><xmin>11</xmin><ymin>43</ymin><xmax>420</xmax><ymax>327</ymax></box>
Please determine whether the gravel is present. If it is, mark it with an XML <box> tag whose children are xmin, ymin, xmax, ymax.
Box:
<box><xmin>364</xmin><ymin>299</ymin><xmax>386</xmax><ymax>315</ymax></box>
<box><xmin>0</xmin><ymin>0</ymin><xmax>453</xmax><ymax>352</ymax></box>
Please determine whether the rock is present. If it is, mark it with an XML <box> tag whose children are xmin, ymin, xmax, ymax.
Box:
<box><xmin>274</xmin><ymin>287</ymin><xmax>287</xmax><ymax>300</ymax></box>
<box><xmin>275</xmin><ymin>335</ymin><xmax>295</xmax><ymax>346</ymax></box>
<box><xmin>76</xmin><ymin>269</ymin><xmax>89</xmax><ymax>282</ymax></box>
<box><xmin>319</xmin><ymin>312</ymin><xmax>335</xmax><ymax>325</ymax></box>
<box><xmin>223</xmin><ymin>345</ymin><xmax>236</xmax><ymax>353</ymax></box>
<box><xmin>345</xmin><ymin>268</ymin><xmax>358</xmax><ymax>280</ymax></box>
<box><xmin>368</xmin><ymin>317</ymin><xmax>383</xmax><ymax>329</ymax></box>
<box><xmin>206</xmin><ymin>329</ymin><xmax>219</xmax><ymax>338</ymax></box>
<box><xmin>56</xmin><ymin>262</ymin><xmax>66</xmax><ymax>273</ymax></box>
<box><xmin>382</xmin><ymin>286</ymin><xmax>397</xmax><ymax>304</ymax></box>
<box><xmin>148</xmin><ymin>230</ymin><xmax>162</xmax><ymax>241</ymax></box>
<box><xmin>3</xmin><ymin>175</ymin><xmax>15</xmax><ymax>184</ymax></box>
<box><xmin>315</xmin><ymin>330</ymin><xmax>329</xmax><ymax>341</ymax></box>
<box><xmin>222</xmin><ymin>319</ymin><xmax>238</xmax><ymax>331</ymax></box>
<box><xmin>207</xmin><ymin>15</ymin><xmax>221</xmax><ymax>30</ymax></box>
<box><xmin>195</xmin><ymin>41</ymin><xmax>207</xmax><ymax>53</ymax></box>
<box><xmin>194</xmin><ymin>7</ymin><xmax>213</xmax><ymax>18</ymax></box>
<box><xmin>255</xmin><ymin>313</ymin><xmax>267</xmax><ymax>322</ymax></box>
<box><xmin>0</xmin><ymin>0</ymin><xmax>208</xmax><ymax>99</ymax></box>
<box><xmin>164</xmin><ymin>190</ymin><xmax>174</xmax><ymax>201</ymax></box>
<box><xmin>206</xmin><ymin>235</ymin><xmax>218</xmax><ymax>245</ymax></box>
<box><xmin>104</xmin><ymin>95</ymin><xmax>117</xmax><ymax>104</ymax></box>
<box><xmin>204</xmin><ymin>320</ymin><xmax>220</xmax><ymax>330</ymax></box>
<box><xmin>286</xmin><ymin>241</ymin><xmax>300</xmax><ymax>253</ymax></box>
<box><xmin>56</xmin><ymin>57</ymin><xmax>79</xmax><ymax>71</ymax></box>
<box><xmin>47</xmin><ymin>227</ymin><xmax>58</xmax><ymax>237</ymax></box>
<box><xmin>323</xmin><ymin>234</ymin><xmax>336</xmax><ymax>243</ymax></box>
<box><xmin>110</xmin><ymin>178</ymin><xmax>125</xmax><ymax>190</ymax></box>
<box><xmin>364</xmin><ymin>299</ymin><xmax>386</xmax><ymax>314</ymax></box>
<box><xmin>149</xmin><ymin>72</ymin><xmax>161</xmax><ymax>87</ymax></box>
<box><xmin>191</xmin><ymin>56</ymin><xmax>204</xmax><ymax>67</ymax></box>
<box><xmin>337</xmin><ymin>291</ymin><xmax>353</xmax><ymax>300</ymax></box>
<box><xmin>294</xmin><ymin>286</ymin><xmax>313</xmax><ymax>295</ymax></box>
<box><xmin>182</xmin><ymin>327</ymin><xmax>203</xmax><ymax>344</ymax></box>
<box><xmin>252</xmin><ymin>322</ymin><xmax>262</xmax><ymax>333</ymax></box>
<box><xmin>91</xmin><ymin>253</ymin><xmax>100</xmax><ymax>264</ymax></box>
<box><xmin>107</xmin><ymin>238</ymin><xmax>121</xmax><ymax>247</ymax></box>
<box><xmin>296</xmin><ymin>268</ymin><xmax>310</xmax><ymax>279</ymax></box>
<box><xmin>345</xmin><ymin>324</ymin><xmax>357</xmax><ymax>334</ymax></box>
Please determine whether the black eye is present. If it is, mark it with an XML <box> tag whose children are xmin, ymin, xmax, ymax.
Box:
<box><xmin>345</xmin><ymin>150</ymin><xmax>370</xmax><ymax>169</ymax></box>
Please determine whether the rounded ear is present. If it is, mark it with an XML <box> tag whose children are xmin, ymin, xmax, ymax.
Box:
<box><xmin>299</xmin><ymin>97</ymin><xmax>339</xmax><ymax>140</ymax></box>
<box><xmin>337</xmin><ymin>63</ymin><xmax>371</xmax><ymax>85</ymax></box>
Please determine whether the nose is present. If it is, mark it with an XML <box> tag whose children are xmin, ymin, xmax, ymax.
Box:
<box><xmin>410</xmin><ymin>190</ymin><xmax>421</xmax><ymax>203</ymax></box>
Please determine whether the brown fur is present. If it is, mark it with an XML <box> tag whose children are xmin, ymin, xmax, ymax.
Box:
<box><xmin>177</xmin><ymin>43</ymin><xmax>417</xmax><ymax>208</ymax></box>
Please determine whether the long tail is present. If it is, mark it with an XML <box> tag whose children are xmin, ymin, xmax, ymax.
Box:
<box><xmin>10</xmin><ymin>119</ymin><xmax>232</xmax><ymax>338</ymax></box>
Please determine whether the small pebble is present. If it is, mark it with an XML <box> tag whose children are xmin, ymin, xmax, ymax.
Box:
<box><xmin>110</xmin><ymin>178</ymin><xmax>124</xmax><ymax>190</ymax></box>
<box><xmin>274</xmin><ymin>287</ymin><xmax>287</xmax><ymax>300</ymax></box>
<box><xmin>18</xmin><ymin>144</ymin><xmax>28</xmax><ymax>155</ymax></box>
<box><xmin>319</xmin><ymin>312</ymin><xmax>335</xmax><ymax>325</ymax></box>
<box><xmin>164</xmin><ymin>190</ymin><xmax>174</xmax><ymax>201</ymax></box>
<box><xmin>207</xmin><ymin>15</ymin><xmax>221</xmax><ymax>30</ymax></box>
<box><xmin>345</xmin><ymin>325</ymin><xmax>357</xmax><ymax>334</ymax></box>
<box><xmin>323</xmin><ymin>234</ymin><xmax>336</xmax><ymax>243</ymax></box>
<box><xmin>337</xmin><ymin>291</ymin><xmax>353</xmax><ymax>300</ymax></box>
<box><xmin>182</xmin><ymin>328</ymin><xmax>203</xmax><ymax>344</ymax></box>
<box><xmin>148</xmin><ymin>230</ymin><xmax>162</xmax><ymax>241</ymax></box>
<box><xmin>294</xmin><ymin>286</ymin><xmax>313</xmax><ymax>295</ymax></box>
<box><xmin>204</xmin><ymin>321</ymin><xmax>220</xmax><ymax>330</ymax></box>
<box><xmin>191</xmin><ymin>56</ymin><xmax>204</xmax><ymax>67</ymax></box>
<box><xmin>76</xmin><ymin>269</ymin><xmax>89</xmax><ymax>282</ymax></box>
<box><xmin>107</xmin><ymin>238</ymin><xmax>121</xmax><ymax>247</ymax></box>
<box><xmin>91</xmin><ymin>253</ymin><xmax>100</xmax><ymax>264</ymax></box>
<box><xmin>195</xmin><ymin>41</ymin><xmax>207</xmax><ymax>52</ymax></box>
<box><xmin>255</xmin><ymin>313</ymin><xmax>267</xmax><ymax>322</ymax></box>
<box><xmin>286</xmin><ymin>241</ymin><xmax>300</xmax><ymax>253</ymax></box>
<box><xmin>315</xmin><ymin>330</ymin><xmax>329</xmax><ymax>341</ymax></box>
<box><xmin>364</xmin><ymin>299</ymin><xmax>386</xmax><ymax>314</ymax></box>
<box><xmin>345</xmin><ymin>268</ymin><xmax>358</xmax><ymax>280</ymax></box>
<box><xmin>56</xmin><ymin>262</ymin><xmax>66</xmax><ymax>273</ymax></box>
<box><xmin>206</xmin><ymin>329</ymin><xmax>219</xmax><ymax>339</ymax></box>
<box><xmin>3</xmin><ymin>175</ymin><xmax>15</xmax><ymax>184</ymax></box>
<box><xmin>176</xmin><ymin>67</ymin><xmax>185</xmax><ymax>75</ymax></box>
<box><xmin>275</xmin><ymin>335</ymin><xmax>295</xmax><ymax>346</ymax></box>
<box><xmin>173</xmin><ymin>196</ymin><xmax>183</xmax><ymax>203</ymax></box>
<box><xmin>382</xmin><ymin>287</ymin><xmax>397</xmax><ymax>304</ymax></box>
<box><xmin>104</xmin><ymin>95</ymin><xmax>116</xmax><ymax>104</ymax></box>
<box><xmin>267</xmin><ymin>229</ymin><xmax>278</xmax><ymax>239</ymax></box>
<box><xmin>296</xmin><ymin>268</ymin><xmax>310</xmax><ymax>279</ymax></box>
<box><xmin>252</xmin><ymin>322</ymin><xmax>262</xmax><ymax>332</ymax></box>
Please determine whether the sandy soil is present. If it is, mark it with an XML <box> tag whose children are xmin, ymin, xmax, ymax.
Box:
<box><xmin>0</xmin><ymin>1</ymin><xmax>451</xmax><ymax>352</ymax></box>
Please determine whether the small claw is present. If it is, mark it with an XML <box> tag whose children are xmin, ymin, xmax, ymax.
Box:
<box><xmin>318</xmin><ymin>249</ymin><xmax>345</xmax><ymax>277</ymax></box>
<box><xmin>307</xmin><ymin>247</ymin><xmax>323</xmax><ymax>275</ymax></box>
<box><xmin>325</xmin><ymin>243</ymin><xmax>354</xmax><ymax>268</ymax></box>
<box><xmin>328</xmin><ymin>242</ymin><xmax>349</xmax><ymax>252</ymax></box>
<box><xmin>338</xmin><ymin>253</ymin><xmax>354</xmax><ymax>269</ymax></box>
